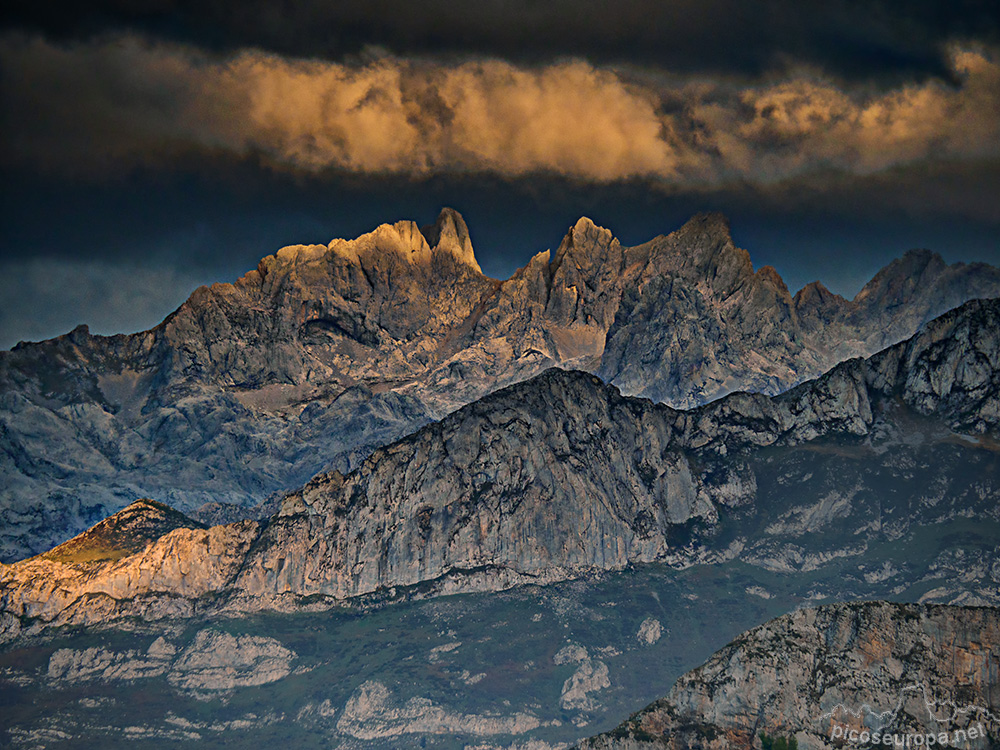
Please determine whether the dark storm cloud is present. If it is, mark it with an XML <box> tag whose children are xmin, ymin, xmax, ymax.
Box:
<box><xmin>5</xmin><ymin>0</ymin><xmax>1000</xmax><ymax>82</ymax></box>
<box><xmin>3</xmin><ymin>33</ymin><xmax>999</xmax><ymax>189</ymax></box>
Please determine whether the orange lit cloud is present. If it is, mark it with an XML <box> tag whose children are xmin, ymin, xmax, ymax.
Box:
<box><xmin>2</xmin><ymin>34</ymin><xmax>998</xmax><ymax>186</ymax></box>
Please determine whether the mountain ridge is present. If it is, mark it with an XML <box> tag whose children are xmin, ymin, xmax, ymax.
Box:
<box><xmin>2</xmin><ymin>208</ymin><xmax>1000</xmax><ymax>563</ymax></box>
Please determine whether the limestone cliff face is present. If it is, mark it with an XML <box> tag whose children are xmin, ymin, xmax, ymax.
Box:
<box><xmin>236</xmin><ymin>297</ymin><xmax>1000</xmax><ymax>603</ymax></box>
<box><xmin>0</xmin><ymin>511</ymin><xmax>258</xmax><ymax>629</ymax></box>
<box><xmin>578</xmin><ymin>602</ymin><xmax>1000</xmax><ymax>750</ymax></box>
<box><xmin>237</xmin><ymin>370</ymin><xmax>708</xmax><ymax>601</ymax></box>
<box><xmin>2</xmin><ymin>298</ymin><xmax>998</xmax><ymax>635</ymax></box>
<box><xmin>2</xmin><ymin>208</ymin><xmax>999</xmax><ymax>561</ymax></box>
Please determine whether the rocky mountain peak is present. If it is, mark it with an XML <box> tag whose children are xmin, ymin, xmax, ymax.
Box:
<box><xmin>295</xmin><ymin>218</ymin><xmax>433</xmax><ymax>270</ymax></box>
<box><xmin>557</xmin><ymin>216</ymin><xmax>616</xmax><ymax>254</ymax></box>
<box><xmin>794</xmin><ymin>279</ymin><xmax>836</xmax><ymax>305</ymax></box>
<box><xmin>378</xmin><ymin>220</ymin><xmax>434</xmax><ymax>262</ymax></box>
<box><xmin>39</xmin><ymin>498</ymin><xmax>204</xmax><ymax>565</ymax></box>
<box><xmin>68</xmin><ymin>324</ymin><xmax>91</xmax><ymax>342</ymax></box>
<box><xmin>675</xmin><ymin>211</ymin><xmax>733</xmax><ymax>243</ymax></box>
<box><xmin>550</xmin><ymin>216</ymin><xmax>619</xmax><ymax>277</ymax></box>
<box><xmin>853</xmin><ymin>248</ymin><xmax>948</xmax><ymax>306</ymax></box>
<box><xmin>899</xmin><ymin>247</ymin><xmax>946</xmax><ymax>269</ymax></box>
<box><xmin>756</xmin><ymin>264</ymin><xmax>789</xmax><ymax>293</ymax></box>
<box><xmin>569</xmin><ymin>216</ymin><xmax>614</xmax><ymax>243</ymax></box>
<box><xmin>642</xmin><ymin>211</ymin><xmax>753</xmax><ymax>299</ymax></box>
<box><xmin>244</xmin><ymin>210</ymin><xmax>484</xmax><ymax>301</ymax></box>
<box><xmin>420</xmin><ymin>207</ymin><xmax>482</xmax><ymax>274</ymax></box>
<box><xmin>793</xmin><ymin>279</ymin><xmax>850</xmax><ymax>321</ymax></box>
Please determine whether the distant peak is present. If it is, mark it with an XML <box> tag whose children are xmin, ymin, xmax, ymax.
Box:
<box><xmin>901</xmin><ymin>248</ymin><xmax>939</xmax><ymax>262</ymax></box>
<box><xmin>676</xmin><ymin>211</ymin><xmax>732</xmax><ymax>240</ymax></box>
<box><xmin>651</xmin><ymin>211</ymin><xmax>751</xmax><ymax>291</ymax></box>
<box><xmin>756</xmin><ymin>265</ymin><xmax>789</xmax><ymax>291</ymax></box>
<box><xmin>853</xmin><ymin>248</ymin><xmax>947</xmax><ymax>304</ymax></box>
<box><xmin>420</xmin><ymin>207</ymin><xmax>482</xmax><ymax>273</ymax></box>
<box><xmin>886</xmin><ymin>248</ymin><xmax>946</xmax><ymax>275</ymax></box>
<box><xmin>424</xmin><ymin>207</ymin><xmax>468</xmax><ymax>238</ymax></box>
<box><xmin>794</xmin><ymin>280</ymin><xmax>832</xmax><ymax>301</ymax></box>
<box><xmin>793</xmin><ymin>280</ymin><xmax>850</xmax><ymax>315</ymax></box>
<box><xmin>63</xmin><ymin>323</ymin><xmax>91</xmax><ymax>345</ymax></box>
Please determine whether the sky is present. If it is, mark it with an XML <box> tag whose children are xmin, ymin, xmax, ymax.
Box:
<box><xmin>2</xmin><ymin>1</ymin><xmax>999</xmax><ymax>349</ymax></box>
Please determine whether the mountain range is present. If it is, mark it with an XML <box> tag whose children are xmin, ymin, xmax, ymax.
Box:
<box><xmin>2</xmin><ymin>209</ymin><xmax>999</xmax><ymax>749</ymax></box>
<box><xmin>2</xmin><ymin>294</ymin><xmax>998</xmax><ymax>639</ymax></box>
<box><xmin>2</xmin><ymin>209</ymin><xmax>1000</xmax><ymax>563</ymax></box>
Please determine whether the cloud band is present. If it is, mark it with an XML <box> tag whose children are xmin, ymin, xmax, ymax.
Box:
<box><xmin>2</xmin><ymin>34</ymin><xmax>998</xmax><ymax>186</ymax></box>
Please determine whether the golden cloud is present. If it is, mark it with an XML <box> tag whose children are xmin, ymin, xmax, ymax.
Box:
<box><xmin>2</xmin><ymin>33</ymin><xmax>998</xmax><ymax>186</ymax></box>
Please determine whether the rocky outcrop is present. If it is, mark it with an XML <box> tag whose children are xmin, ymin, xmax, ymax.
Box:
<box><xmin>2</xmin><ymin>298</ymin><xmax>999</xmax><ymax>634</ymax></box>
<box><xmin>45</xmin><ymin>628</ymin><xmax>297</xmax><ymax>693</ymax></box>
<box><xmin>578</xmin><ymin>602</ymin><xmax>1000</xmax><ymax>749</ymax></box>
<box><xmin>3</xmin><ymin>209</ymin><xmax>999</xmax><ymax>561</ymax></box>
<box><xmin>636</xmin><ymin>618</ymin><xmax>662</xmax><ymax>646</ymax></box>
<box><xmin>167</xmin><ymin>629</ymin><xmax>297</xmax><ymax>691</ymax></box>
<box><xmin>558</xmin><ymin>651</ymin><xmax>612</xmax><ymax>712</ymax></box>
<box><xmin>336</xmin><ymin>680</ymin><xmax>545</xmax><ymax>740</ymax></box>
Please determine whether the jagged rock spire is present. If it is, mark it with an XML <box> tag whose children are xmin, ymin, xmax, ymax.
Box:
<box><xmin>421</xmin><ymin>207</ymin><xmax>482</xmax><ymax>273</ymax></box>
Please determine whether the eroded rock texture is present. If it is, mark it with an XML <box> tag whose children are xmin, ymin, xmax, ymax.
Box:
<box><xmin>579</xmin><ymin>602</ymin><xmax>999</xmax><ymax>750</ymax></box>
<box><xmin>2</xmin><ymin>298</ymin><xmax>998</xmax><ymax>634</ymax></box>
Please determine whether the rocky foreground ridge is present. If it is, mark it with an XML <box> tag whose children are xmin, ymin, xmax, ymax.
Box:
<box><xmin>578</xmin><ymin>601</ymin><xmax>999</xmax><ymax>749</ymax></box>
<box><xmin>3</xmin><ymin>209</ymin><xmax>1000</xmax><ymax>561</ymax></box>
<box><xmin>1</xmin><ymin>297</ymin><xmax>998</xmax><ymax>638</ymax></box>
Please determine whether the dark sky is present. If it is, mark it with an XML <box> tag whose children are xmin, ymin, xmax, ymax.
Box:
<box><xmin>2</xmin><ymin>1</ymin><xmax>999</xmax><ymax>348</ymax></box>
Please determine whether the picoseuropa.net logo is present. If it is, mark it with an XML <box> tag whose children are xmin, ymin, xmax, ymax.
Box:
<box><xmin>829</xmin><ymin>722</ymin><xmax>988</xmax><ymax>746</ymax></box>
<box><xmin>820</xmin><ymin>683</ymin><xmax>997</xmax><ymax>748</ymax></box>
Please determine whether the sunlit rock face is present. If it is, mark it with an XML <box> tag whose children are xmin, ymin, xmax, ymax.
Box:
<box><xmin>579</xmin><ymin>602</ymin><xmax>1000</xmax><ymax>750</ymax></box>
<box><xmin>2</xmin><ymin>208</ymin><xmax>999</xmax><ymax>561</ymax></box>
<box><xmin>2</xmin><ymin>297</ymin><xmax>998</xmax><ymax>634</ymax></box>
